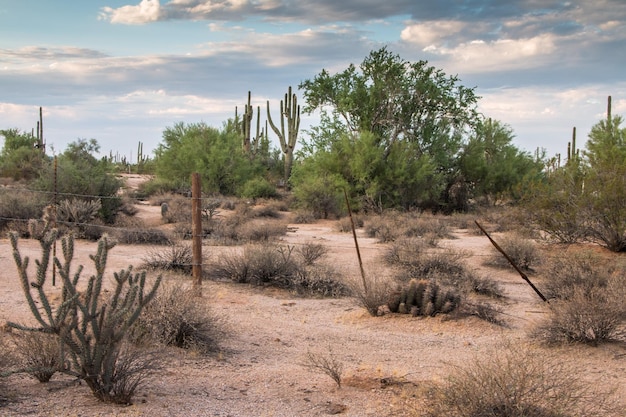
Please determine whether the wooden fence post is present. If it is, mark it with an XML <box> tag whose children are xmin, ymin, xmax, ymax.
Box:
<box><xmin>191</xmin><ymin>173</ymin><xmax>202</xmax><ymax>296</ymax></box>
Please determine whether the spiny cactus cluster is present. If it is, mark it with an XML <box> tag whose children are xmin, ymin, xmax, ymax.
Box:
<box><xmin>8</xmin><ymin>221</ymin><xmax>162</xmax><ymax>403</ymax></box>
<box><xmin>387</xmin><ymin>279</ymin><xmax>460</xmax><ymax>316</ymax></box>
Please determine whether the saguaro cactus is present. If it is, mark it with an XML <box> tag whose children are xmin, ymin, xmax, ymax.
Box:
<box><xmin>8</xmin><ymin>224</ymin><xmax>162</xmax><ymax>403</ymax></box>
<box><xmin>267</xmin><ymin>86</ymin><xmax>301</xmax><ymax>186</ymax></box>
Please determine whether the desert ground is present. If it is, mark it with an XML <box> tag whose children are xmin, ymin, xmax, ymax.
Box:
<box><xmin>0</xmin><ymin>175</ymin><xmax>625</xmax><ymax>416</ymax></box>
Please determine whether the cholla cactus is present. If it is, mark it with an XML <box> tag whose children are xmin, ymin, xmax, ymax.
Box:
<box><xmin>8</xmin><ymin>229</ymin><xmax>161</xmax><ymax>403</ymax></box>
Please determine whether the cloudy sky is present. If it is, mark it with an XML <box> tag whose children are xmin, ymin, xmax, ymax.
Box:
<box><xmin>1</xmin><ymin>0</ymin><xmax>625</xmax><ymax>160</ymax></box>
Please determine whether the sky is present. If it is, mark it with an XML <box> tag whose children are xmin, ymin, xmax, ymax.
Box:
<box><xmin>1</xmin><ymin>0</ymin><xmax>625</xmax><ymax>161</ymax></box>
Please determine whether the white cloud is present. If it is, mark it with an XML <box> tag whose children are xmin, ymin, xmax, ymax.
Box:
<box><xmin>429</xmin><ymin>34</ymin><xmax>557</xmax><ymax>73</ymax></box>
<box><xmin>400</xmin><ymin>20</ymin><xmax>466</xmax><ymax>47</ymax></box>
<box><xmin>100</xmin><ymin>0</ymin><xmax>161</xmax><ymax>25</ymax></box>
<box><xmin>477</xmin><ymin>84</ymin><xmax>626</xmax><ymax>155</ymax></box>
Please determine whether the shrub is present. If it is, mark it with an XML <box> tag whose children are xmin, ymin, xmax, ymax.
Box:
<box><xmin>56</xmin><ymin>197</ymin><xmax>102</xmax><ymax>226</ymax></box>
<box><xmin>534</xmin><ymin>285</ymin><xmax>626</xmax><ymax>345</ymax></box>
<box><xmin>129</xmin><ymin>284</ymin><xmax>225</xmax><ymax>353</ymax></box>
<box><xmin>295</xmin><ymin>241</ymin><xmax>328</xmax><ymax>265</ymax></box>
<box><xmin>240</xmin><ymin>178</ymin><xmax>279</xmax><ymax>200</ymax></box>
<box><xmin>384</xmin><ymin>237</ymin><xmax>428</xmax><ymax>266</ymax></box>
<box><xmin>364</xmin><ymin>215</ymin><xmax>399</xmax><ymax>242</ymax></box>
<box><xmin>115</xmin><ymin>228</ymin><xmax>172</xmax><ymax>245</ymax></box>
<box><xmin>137</xmin><ymin>177</ymin><xmax>188</xmax><ymax>199</ymax></box>
<box><xmin>385</xmin><ymin>241</ymin><xmax>503</xmax><ymax>299</ymax></box>
<box><xmin>540</xmin><ymin>250</ymin><xmax>613</xmax><ymax>300</ymax></box>
<box><xmin>484</xmin><ymin>233</ymin><xmax>541</xmax><ymax>271</ymax></box>
<box><xmin>208</xmin><ymin>244</ymin><xmax>346</xmax><ymax>297</ymax></box>
<box><xmin>292</xmin><ymin>174</ymin><xmax>346</xmax><ymax>219</ymax></box>
<box><xmin>426</xmin><ymin>342</ymin><xmax>614</xmax><ymax>417</ymax></box>
<box><xmin>292</xmin><ymin>263</ymin><xmax>350</xmax><ymax>297</ymax></box>
<box><xmin>209</xmin><ymin>244</ymin><xmax>298</xmax><ymax>286</ymax></box>
<box><xmin>349</xmin><ymin>271</ymin><xmax>396</xmax><ymax>316</ymax></box>
<box><xmin>292</xmin><ymin>210</ymin><xmax>316</xmax><ymax>224</ymax></box>
<box><xmin>236</xmin><ymin>220</ymin><xmax>288</xmax><ymax>242</ymax></box>
<box><xmin>142</xmin><ymin>244</ymin><xmax>193</xmax><ymax>274</ymax></box>
<box><xmin>160</xmin><ymin>195</ymin><xmax>190</xmax><ymax>224</ymax></box>
<box><xmin>301</xmin><ymin>346</ymin><xmax>344</xmax><ymax>388</ymax></box>
<box><xmin>0</xmin><ymin>188</ymin><xmax>46</xmax><ymax>232</ymax></box>
<box><xmin>534</xmin><ymin>249</ymin><xmax>626</xmax><ymax>345</ymax></box>
<box><xmin>252</xmin><ymin>205</ymin><xmax>282</xmax><ymax>219</ymax></box>
<box><xmin>12</xmin><ymin>331</ymin><xmax>64</xmax><ymax>383</ymax></box>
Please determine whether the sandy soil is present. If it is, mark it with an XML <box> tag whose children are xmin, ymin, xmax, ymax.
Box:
<box><xmin>0</xmin><ymin>182</ymin><xmax>625</xmax><ymax>416</ymax></box>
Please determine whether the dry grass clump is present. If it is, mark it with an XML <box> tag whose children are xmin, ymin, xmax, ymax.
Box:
<box><xmin>426</xmin><ymin>342</ymin><xmax>616</xmax><ymax>417</ymax></box>
<box><xmin>0</xmin><ymin>188</ymin><xmax>47</xmax><ymax>233</ymax></box>
<box><xmin>534</xmin><ymin>249</ymin><xmax>626</xmax><ymax>345</ymax></box>
<box><xmin>534</xmin><ymin>286</ymin><xmax>625</xmax><ymax>345</ymax></box>
<box><xmin>365</xmin><ymin>211</ymin><xmax>453</xmax><ymax>243</ymax></box>
<box><xmin>484</xmin><ymin>233</ymin><xmax>542</xmax><ymax>271</ymax></box>
<box><xmin>349</xmin><ymin>270</ymin><xmax>396</xmax><ymax>316</ymax></box>
<box><xmin>11</xmin><ymin>331</ymin><xmax>65</xmax><ymax>383</ymax></box>
<box><xmin>235</xmin><ymin>220</ymin><xmax>288</xmax><ymax>242</ymax></box>
<box><xmin>301</xmin><ymin>346</ymin><xmax>344</xmax><ymax>388</ymax></box>
<box><xmin>142</xmin><ymin>244</ymin><xmax>194</xmax><ymax>274</ymax></box>
<box><xmin>540</xmin><ymin>250</ymin><xmax>613</xmax><ymax>300</ymax></box>
<box><xmin>292</xmin><ymin>263</ymin><xmax>350</xmax><ymax>298</ymax></box>
<box><xmin>208</xmin><ymin>244</ymin><xmax>347</xmax><ymax>297</ymax></box>
<box><xmin>115</xmin><ymin>227</ymin><xmax>172</xmax><ymax>245</ymax></box>
<box><xmin>295</xmin><ymin>241</ymin><xmax>328</xmax><ymax>265</ymax></box>
<box><xmin>292</xmin><ymin>210</ymin><xmax>317</xmax><ymax>224</ymax></box>
<box><xmin>129</xmin><ymin>284</ymin><xmax>225</xmax><ymax>354</ymax></box>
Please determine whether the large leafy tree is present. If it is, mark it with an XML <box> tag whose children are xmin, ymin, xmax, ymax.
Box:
<box><xmin>300</xmin><ymin>47</ymin><xmax>479</xmax><ymax>149</ymax></box>
<box><xmin>297</xmin><ymin>48</ymin><xmax>538</xmax><ymax>212</ymax></box>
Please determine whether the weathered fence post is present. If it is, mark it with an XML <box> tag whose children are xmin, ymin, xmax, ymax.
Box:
<box><xmin>191</xmin><ymin>173</ymin><xmax>202</xmax><ymax>296</ymax></box>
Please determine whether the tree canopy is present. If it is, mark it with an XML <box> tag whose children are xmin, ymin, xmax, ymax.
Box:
<box><xmin>294</xmin><ymin>48</ymin><xmax>539</xmax><ymax>214</ymax></box>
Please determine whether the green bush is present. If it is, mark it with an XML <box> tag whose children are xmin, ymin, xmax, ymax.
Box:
<box><xmin>240</xmin><ymin>178</ymin><xmax>279</xmax><ymax>199</ymax></box>
<box><xmin>292</xmin><ymin>174</ymin><xmax>346</xmax><ymax>219</ymax></box>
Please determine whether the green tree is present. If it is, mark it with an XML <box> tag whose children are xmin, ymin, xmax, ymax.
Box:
<box><xmin>154</xmin><ymin>120</ymin><xmax>269</xmax><ymax>196</ymax></box>
<box><xmin>0</xmin><ymin>128</ymin><xmax>47</xmax><ymax>180</ymax></box>
<box><xmin>298</xmin><ymin>48</ymin><xmax>538</xmax><ymax>212</ymax></box>
<box><xmin>35</xmin><ymin>139</ymin><xmax>122</xmax><ymax>224</ymax></box>
<box><xmin>582</xmin><ymin>115</ymin><xmax>626</xmax><ymax>251</ymax></box>
<box><xmin>299</xmin><ymin>47</ymin><xmax>479</xmax><ymax>152</ymax></box>
<box><xmin>459</xmin><ymin>118</ymin><xmax>543</xmax><ymax>205</ymax></box>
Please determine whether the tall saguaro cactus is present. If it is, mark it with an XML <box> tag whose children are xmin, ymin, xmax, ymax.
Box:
<box><xmin>241</xmin><ymin>91</ymin><xmax>254</xmax><ymax>153</ymax></box>
<box><xmin>267</xmin><ymin>86</ymin><xmax>301</xmax><ymax>186</ymax></box>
